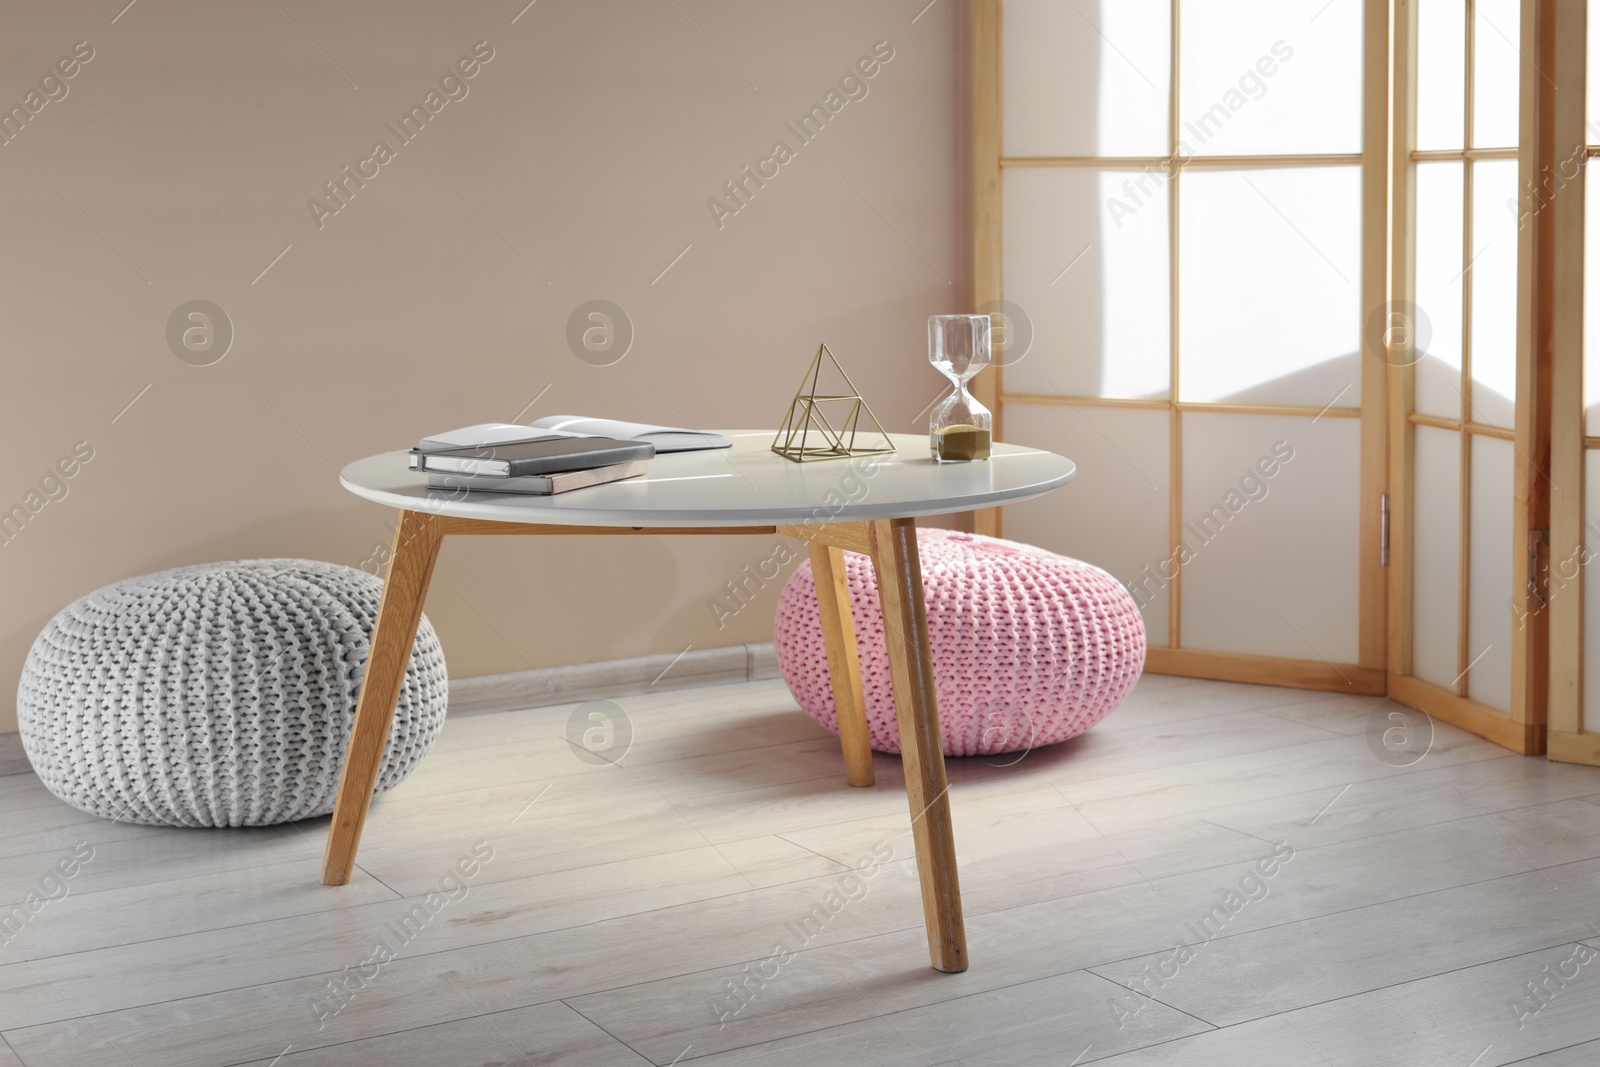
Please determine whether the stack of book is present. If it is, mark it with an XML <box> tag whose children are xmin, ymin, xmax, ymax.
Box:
<box><xmin>408</xmin><ymin>416</ymin><xmax>730</xmax><ymax>496</ymax></box>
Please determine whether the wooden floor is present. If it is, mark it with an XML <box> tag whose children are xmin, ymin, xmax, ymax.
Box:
<box><xmin>3</xmin><ymin>674</ymin><xmax>1600</xmax><ymax>1066</ymax></box>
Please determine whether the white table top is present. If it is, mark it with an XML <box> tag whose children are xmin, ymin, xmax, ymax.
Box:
<box><xmin>339</xmin><ymin>431</ymin><xmax>1075</xmax><ymax>528</ymax></box>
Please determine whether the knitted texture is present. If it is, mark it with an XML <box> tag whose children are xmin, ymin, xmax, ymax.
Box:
<box><xmin>17</xmin><ymin>559</ymin><xmax>447</xmax><ymax>827</ymax></box>
<box><xmin>774</xmin><ymin>529</ymin><xmax>1144</xmax><ymax>757</ymax></box>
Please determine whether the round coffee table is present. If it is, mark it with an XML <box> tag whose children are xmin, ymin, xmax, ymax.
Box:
<box><xmin>328</xmin><ymin>431</ymin><xmax>1075</xmax><ymax>973</ymax></box>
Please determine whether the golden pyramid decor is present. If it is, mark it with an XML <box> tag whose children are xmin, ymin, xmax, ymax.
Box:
<box><xmin>771</xmin><ymin>344</ymin><xmax>897</xmax><ymax>462</ymax></box>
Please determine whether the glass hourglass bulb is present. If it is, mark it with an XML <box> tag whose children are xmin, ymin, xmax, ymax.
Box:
<box><xmin>928</xmin><ymin>314</ymin><xmax>993</xmax><ymax>462</ymax></box>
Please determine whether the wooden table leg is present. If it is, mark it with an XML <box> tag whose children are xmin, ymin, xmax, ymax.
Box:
<box><xmin>321</xmin><ymin>510</ymin><xmax>445</xmax><ymax>886</ymax></box>
<box><xmin>867</xmin><ymin>517</ymin><xmax>967</xmax><ymax>973</ymax></box>
<box><xmin>808</xmin><ymin>541</ymin><xmax>875</xmax><ymax>787</ymax></box>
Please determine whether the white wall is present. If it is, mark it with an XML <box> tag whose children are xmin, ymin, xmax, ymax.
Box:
<box><xmin>0</xmin><ymin>0</ymin><xmax>966</xmax><ymax>731</ymax></box>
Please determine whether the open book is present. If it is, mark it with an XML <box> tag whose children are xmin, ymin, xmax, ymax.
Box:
<box><xmin>527</xmin><ymin>416</ymin><xmax>730</xmax><ymax>453</ymax></box>
<box><xmin>417</xmin><ymin>417</ymin><xmax>729</xmax><ymax>454</ymax></box>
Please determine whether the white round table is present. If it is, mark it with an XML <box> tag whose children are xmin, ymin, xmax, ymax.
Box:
<box><xmin>339</xmin><ymin>431</ymin><xmax>1075</xmax><ymax>526</ymax></box>
<box><xmin>324</xmin><ymin>431</ymin><xmax>1076</xmax><ymax>974</ymax></box>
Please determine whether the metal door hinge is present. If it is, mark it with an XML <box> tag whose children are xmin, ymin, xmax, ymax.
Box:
<box><xmin>1528</xmin><ymin>529</ymin><xmax>1550</xmax><ymax>610</ymax></box>
<box><xmin>1380</xmin><ymin>494</ymin><xmax>1390</xmax><ymax>567</ymax></box>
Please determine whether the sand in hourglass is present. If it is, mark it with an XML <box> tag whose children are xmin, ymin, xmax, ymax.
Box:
<box><xmin>935</xmin><ymin>424</ymin><xmax>991</xmax><ymax>461</ymax></box>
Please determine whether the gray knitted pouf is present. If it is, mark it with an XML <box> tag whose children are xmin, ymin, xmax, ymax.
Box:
<box><xmin>16</xmin><ymin>559</ymin><xmax>448</xmax><ymax>827</ymax></box>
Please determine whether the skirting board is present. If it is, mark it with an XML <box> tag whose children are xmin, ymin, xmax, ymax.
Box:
<box><xmin>447</xmin><ymin>641</ymin><xmax>782</xmax><ymax>716</ymax></box>
<box><xmin>0</xmin><ymin>642</ymin><xmax>784</xmax><ymax>776</ymax></box>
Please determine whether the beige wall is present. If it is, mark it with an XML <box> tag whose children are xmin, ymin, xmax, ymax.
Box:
<box><xmin>0</xmin><ymin>1</ymin><xmax>965</xmax><ymax>732</ymax></box>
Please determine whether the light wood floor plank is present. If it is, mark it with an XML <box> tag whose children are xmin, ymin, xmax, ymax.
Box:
<box><xmin>1503</xmin><ymin>1039</ymin><xmax>1600</xmax><ymax>1064</ymax></box>
<box><xmin>888</xmin><ymin>969</ymin><xmax>1214</xmax><ymax>1065</ymax></box>
<box><xmin>227</xmin><ymin>1003</ymin><xmax>651</xmax><ymax>1067</ymax></box>
<box><xmin>778</xmin><ymin>782</ymin><xmax>1275</xmax><ymax>890</ymax></box>
<box><xmin>1485</xmin><ymin>798</ymin><xmax>1600</xmax><ymax>869</ymax></box>
<box><xmin>0</xmin><ymin>796</ymin><xmax>158</xmax><ymax>859</ymax></box>
<box><xmin>657</xmin><ymin>1016</ymin><xmax>932</xmax><ymax>1067</ymax></box>
<box><xmin>427</xmin><ymin>679</ymin><xmax>814</xmax><ymax>754</ymax></box>
<box><xmin>546</xmin><ymin>812</ymin><xmax>1554</xmax><ymax>1050</ymax></box>
<box><xmin>1203</xmin><ymin>754</ymin><xmax>1600</xmax><ymax>852</ymax></box>
<box><xmin>0</xmin><ymin>859</ymin><xmax>926</xmax><ymax>1065</ymax></box>
<box><xmin>5</xmin><ymin>964</ymin><xmax>485</xmax><ymax>1067</ymax></box>
<box><xmin>658</xmin><ymin>711</ymin><xmax>1356</xmax><ymax>851</ymax></box>
<box><xmin>571</xmin><ymin>966</ymin><xmax>1211</xmax><ymax>1065</ymax></box>
<box><xmin>1055</xmin><ymin>718</ymin><xmax>1508</xmax><ymax>834</ymax></box>
<box><xmin>1274</xmin><ymin>940</ymin><xmax>1600</xmax><ymax>1066</ymax></box>
<box><xmin>0</xmin><ymin>826</ymin><xmax>314</xmax><ymax>903</ymax></box>
<box><xmin>1057</xmin><ymin>1014</ymin><xmax>1337</xmax><ymax>1066</ymax></box>
<box><xmin>1251</xmin><ymin>692</ymin><xmax>1391</xmax><ymax>735</ymax></box>
<box><xmin>0</xmin><ymin>855</ymin><xmax>396</xmax><ymax>966</ymax></box>
<box><xmin>0</xmin><ymin>674</ymin><xmax>1596</xmax><ymax>1066</ymax></box>
<box><xmin>0</xmin><ymin>844</ymin><xmax>751</xmax><ymax>1028</ymax></box>
<box><xmin>1090</xmin><ymin>851</ymin><xmax>1600</xmax><ymax>1028</ymax></box>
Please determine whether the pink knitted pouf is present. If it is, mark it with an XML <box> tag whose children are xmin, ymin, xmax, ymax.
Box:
<box><xmin>774</xmin><ymin>529</ymin><xmax>1145</xmax><ymax>757</ymax></box>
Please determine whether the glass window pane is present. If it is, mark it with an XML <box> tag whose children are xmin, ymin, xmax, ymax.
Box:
<box><xmin>1467</xmin><ymin>434</ymin><xmax>1514</xmax><ymax>712</ymax></box>
<box><xmin>1178</xmin><ymin>0</ymin><xmax>1362</xmax><ymax>157</ymax></box>
<box><xmin>1179</xmin><ymin>166</ymin><xmax>1362</xmax><ymax>405</ymax></box>
<box><xmin>1416</xmin><ymin>0</ymin><xmax>1466</xmax><ymax>151</ymax></box>
<box><xmin>1180</xmin><ymin>413</ymin><xmax>1360</xmax><ymax>664</ymax></box>
<box><xmin>1415</xmin><ymin>161</ymin><xmax>1466</xmax><ymax>418</ymax></box>
<box><xmin>1590</xmin><ymin>0</ymin><xmax>1600</xmax><ymax>142</ymax></box>
<box><xmin>1412</xmin><ymin>426</ymin><xmax>1462</xmax><ymax>689</ymax></box>
<box><xmin>1003</xmin><ymin>168</ymin><xmax>1171</xmax><ymax>400</ymax></box>
<box><xmin>1587</xmin><ymin>162</ymin><xmax>1600</xmax><ymax>435</ymax></box>
<box><xmin>1468</xmin><ymin>159</ymin><xmax>1519</xmax><ymax>429</ymax></box>
<box><xmin>1472</xmin><ymin>0</ymin><xmax>1521</xmax><ymax>149</ymax></box>
<box><xmin>1001</xmin><ymin>405</ymin><xmax>1172</xmax><ymax>646</ymax></box>
<box><xmin>1003</xmin><ymin>0</ymin><xmax>1171</xmax><ymax>158</ymax></box>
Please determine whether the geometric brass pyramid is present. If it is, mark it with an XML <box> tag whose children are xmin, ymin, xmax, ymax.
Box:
<box><xmin>771</xmin><ymin>343</ymin><xmax>897</xmax><ymax>462</ymax></box>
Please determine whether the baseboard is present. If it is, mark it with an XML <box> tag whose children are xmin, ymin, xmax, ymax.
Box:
<box><xmin>0</xmin><ymin>731</ymin><xmax>29</xmax><ymax>777</ymax></box>
<box><xmin>747</xmin><ymin>641</ymin><xmax>780</xmax><ymax>681</ymax></box>
<box><xmin>448</xmin><ymin>642</ymin><xmax>782</xmax><ymax>716</ymax></box>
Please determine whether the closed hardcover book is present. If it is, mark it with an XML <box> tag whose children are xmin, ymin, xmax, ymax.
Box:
<box><xmin>415</xmin><ymin>423</ymin><xmax>583</xmax><ymax>452</ymax></box>
<box><xmin>426</xmin><ymin>460</ymin><xmax>647</xmax><ymax>496</ymax></box>
<box><xmin>409</xmin><ymin>436</ymin><xmax>654</xmax><ymax>477</ymax></box>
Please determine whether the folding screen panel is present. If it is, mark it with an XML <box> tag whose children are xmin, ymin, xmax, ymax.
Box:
<box><xmin>1386</xmin><ymin>0</ymin><xmax>1545</xmax><ymax>752</ymax></box>
<box><xmin>971</xmin><ymin>0</ymin><xmax>1600</xmax><ymax>756</ymax></box>
<box><xmin>1549</xmin><ymin>0</ymin><xmax>1600</xmax><ymax>765</ymax></box>
<box><xmin>976</xmin><ymin>0</ymin><xmax>1387</xmax><ymax>693</ymax></box>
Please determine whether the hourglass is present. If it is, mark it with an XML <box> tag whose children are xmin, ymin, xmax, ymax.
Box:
<box><xmin>928</xmin><ymin>314</ymin><xmax>993</xmax><ymax>462</ymax></box>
